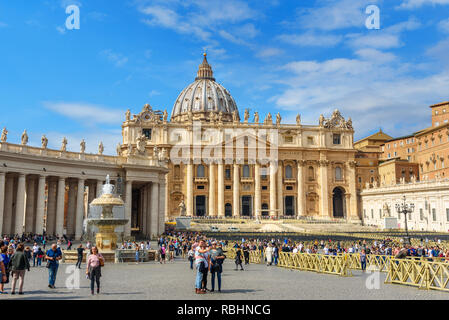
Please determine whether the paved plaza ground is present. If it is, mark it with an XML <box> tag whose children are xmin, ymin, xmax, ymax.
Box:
<box><xmin>2</xmin><ymin>257</ymin><xmax>448</xmax><ymax>300</ymax></box>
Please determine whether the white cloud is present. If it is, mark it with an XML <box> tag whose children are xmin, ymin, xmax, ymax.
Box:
<box><xmin>256</xmin><ymin>48</ymin><xmax>284</xmax><ymax>59</ymax></box>
<box><xmin>438</xmin><ymin>18</ymin><xmax>449</xmax><ymax>33</ymax></box>
<box><xmin>60</xmin><ymin>0</ymin><xmax>82</xmax><ymax>9</ymax></box>
<box><xmin>138</xmin><ymin>0</ymin><xmax>257</xmax><ymax>41</ymax></box>
<box><xmin>346</xmin><ymin>18</ymin><xmax>421</xmax><ymax>50</ymax></box>
<box><xmin>43</xmin><ymin>102</ymin><xmax>124</xmax><ymax>126</ymax></box>
<box><xmin>100</xmin><ymin>49</ymin><xmax>128</xmax><ymax>67</ymax></box>
<box><xmin>272</xmin><ymin>53</ymin><xmax>449</xmax><ymax>139</ymax></box>
<box><xmin>278</xmin><ymin>32</ymin><xmax>342</xmax><ymax>47</ymax></box>
<box><xmin>295</xmin><ymin>0</ymin><xmax>379</xmax><ymax>31</ymax></box>
<box><xmin>397</xmin><ymin>0</ymin><xmax>449</xmax><ymax>9</ymax></box>
<box><xmin>56</xmin><ymin>26</ymin><xmax>66</xmax><ymax>34</ymax></box>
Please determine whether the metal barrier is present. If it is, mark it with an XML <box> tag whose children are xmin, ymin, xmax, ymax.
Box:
<box><xmin>385</xmin><ymin>258</ymin><xmax>449</xmax><ymax>292</ymax></box>
<box><xmin>278</xmin><ymin>252</ymin><xmax>352</xmax><ymax>277</ymax></box>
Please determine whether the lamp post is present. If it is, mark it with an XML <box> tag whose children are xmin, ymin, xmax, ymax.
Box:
<box><xmin>395</xmin><ymin>195</ymin><xmax>414</xmax><ymax>245</ymax></box>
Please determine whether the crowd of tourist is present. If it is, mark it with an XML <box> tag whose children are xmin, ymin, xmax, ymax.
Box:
<box><xmin>2</xmin><ymin>229</ymin><xmax>449</xmax><ymax>296</ymax></box>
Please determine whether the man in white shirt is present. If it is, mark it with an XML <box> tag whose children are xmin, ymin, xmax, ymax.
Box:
<box><xmin>32</xmin><ymin>243</ymin><xmax>40</xmax><ymax>267</ymax></box>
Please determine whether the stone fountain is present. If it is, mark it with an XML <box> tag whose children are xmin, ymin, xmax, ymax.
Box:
<box><xmin>87</xmin><ymin>175</ymin><xmax>128</xmax><ymax>251</ymax></box>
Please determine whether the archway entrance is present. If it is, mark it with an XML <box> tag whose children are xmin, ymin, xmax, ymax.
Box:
<box><xmin>195</xmin><ymin>196</ymin><xmax>206</xmax><ymax>217</ymax></box>
<box><xmin>225</xmin><ymin>203</ymin><xmax>232</xmax><ymax>217</ymax></box>
<box><xmin>332</xmin><ymin>187</ymin><xmax>345</xmax><ymax>218</ymax></box>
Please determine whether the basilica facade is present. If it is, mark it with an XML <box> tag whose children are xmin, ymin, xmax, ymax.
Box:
<box><xmin>0</xmin><ymin>54</ymin><xmax>362</xmax><ymax>239</ymax></box>
<box><xmin>121</xmin><ymin>54</ymin><xmax>360</xmax><ymax>222</ymax></box>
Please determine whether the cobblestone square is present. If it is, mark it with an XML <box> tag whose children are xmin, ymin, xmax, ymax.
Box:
<box><xmin>2</xmin><ymin>258</ymin><xmax>448</xmax><ymax>300</ymax></box>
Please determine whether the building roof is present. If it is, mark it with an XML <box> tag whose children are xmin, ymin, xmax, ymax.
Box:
<box><xmin>354</xmin><ymin>129</ymin><xmax>393</xmax><ymax>145</ymax></box>
<box><xmin>429</xmin><ymin>101</ymin><xmax>449</xmax><ymax>108</ymax></box>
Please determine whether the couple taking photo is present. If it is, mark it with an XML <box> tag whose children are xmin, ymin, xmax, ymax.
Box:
<box><xmin>194</xmin><ymin>240</ymin><xmax>225</xmax><ymax>294</ymax></box>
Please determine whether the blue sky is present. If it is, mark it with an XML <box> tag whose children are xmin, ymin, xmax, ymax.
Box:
<box><xmin>1</xmin><ymin>0</ymin><xmax>449</xmax><ymax>154</ymax></box>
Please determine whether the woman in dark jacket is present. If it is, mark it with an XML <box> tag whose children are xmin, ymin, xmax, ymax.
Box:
<box><xmin>234</xmin><ymin>246</ymin><xmax>244</xmax><ymax>271</ymax></box>
<box><xmin>9</xmin><ymin>243</ymin><xmax>30</xmax><ymax>295</ymax></box>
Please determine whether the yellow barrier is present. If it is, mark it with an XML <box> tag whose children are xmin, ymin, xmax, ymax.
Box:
<box><xmin>385</xmin><ymin>258</ymin><xmax>449</xmax><ymax>292</ymax></box>
<box><xmin>278</xmin><ymin>252</ymin><xmax>352</xmax><ymax>277</ymax></box>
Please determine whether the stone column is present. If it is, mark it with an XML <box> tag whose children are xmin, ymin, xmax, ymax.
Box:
<box><xmin>25</xmin><ymin>177</ymin><xmax>36</xmax><ymax>233</ymax></box>
<box><xmin>254</xmin><ymin>163</ymin><xmax>261</xmax><ymax>219</ymax></box>
<box><xmin>217</xmin><ymin>163</ymin><xmax>224</xmax><ymax>217</ymax></box>
<box><xmin>55</xmin><ymin>177</ymin><xmax>66</xmax><ymax>237</ymax></box>
<box><xmin>124</xmin><ymin>180</ymin><xmax>133</xmax><ymax>237</ymax></box>
<box><xmin>96</xmin><ymin>180</ymin><xmax>103</xmax><ymax>198</ymax></box>
<box><xmin>347</xmin><ymin>161</ymin><xmax>358</xmax><ymax>220</ymax></box>
<box><xmin>277</xmin><ymin>161</ymin><xmax>284</xmax><ymax>217</ymax></box>
<box><xmin>297</xmin><ymin>161</ymin><xmax>306</xmax><ymax>218</ymax></box>
<box><xmin>3</xmin><ymin>176</ymin><xmax>14</xmax><ymax>235</ymax></box>
<box><xmin>15</xmin><ymin>174</ymin><xmax>26</xmax><ymax>235</ymax></box>
<box><xmin>46</xmin><ymin>180</ymin><xmax>57</xmax><ymax>235</ymax></box>
<box><xmin>75</xmin><ymin>178</ymin><xmax>85</xmax><ymax>240</ymax></box>
<box><xmin>319</xmin><ymin>158</ymin><xmax>329</xmax><ymax>218</ymax></box>
<box><xmin>233</xmin><ymin>163</ymin><xmax>240</xmax><ymax>217</ymax></box>
<box><xmin>208</xmin><ymin>163</ymin><xmax>216</xmax><ymax>217</ymax></box>
<box><xmin>150</xmin><ymin>182</ymin><xmax>159</xmax><ymax>238</ymax></box>
<box><xmin>269</xmin><ymin>161</ymin><xmax>277</xmax><ymax>217</ymax></box>
<box><xmin>142</xmin><ymin>185</ymin><xmax>148</xmax><ymax>236</ymax></box>
<box><xmin>186</xmin><ymin>162</ymin><xmax>193</xmax><ymax>217</ymax></box>
<box><xmin>159</xmin><ymin>181</ymin><xmax>166</xmax><ymax>235</ymax></box>
<box><xmin>0</xmin><ymin>172</ymin><xmax>5</xmax><ymax>235</ymax></box>
<box><xmin>66</xmin><ymin>180</ymin><xmax>77</xmax><ymax>236</ymax></box>
<box><xmin>35</xmin><ymin>175</ymin><xmax>46</xmax><ymax>235</ymax></box>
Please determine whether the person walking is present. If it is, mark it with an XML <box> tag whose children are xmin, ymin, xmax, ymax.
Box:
<box><xmin>67</xmin><ymin>239</ymin><xmax>73</xmax><ymax>250</ymax></box>
<box><xmin>188</xmin><ymin>248</ymin><xmax>195</xmax><ymax>270</ymax></box>
<box><xmin>0</xmin><ymin>246</ymin><xmax>9</xmax><ymax>294</ymax></box>
<box><xmin>234</xmin><ymin>246</ymin><xmax>244</xmax><ymax>271</ymax></box>
<box><xmin>86</xmin><ymin>246</ymin><xmax>104</xmax><ymax>295</ymax></box>
<box><xmin>36</xmin><ymin>247</ymin><xmax>44</xmax><ymax>267</ymax></box>
<box><xmin>45</xmin><ymin>243</ymin><xmax>62</xmax><ymax>289</ymax></box>
<box><xmin>360</xmin><ymin>249</ymin><xmax>367</xmax><ymax>272</ymax></box>
<box><xmin>265</xmin><ymin>243</ymin><xmax>273</xmax><ymax>266</ymax></box>
<box><xmin>76</xmin><ymin>244</ymin><xmax>84</xmax><ymax>269</ymax></box>
<box><xmin>159</xmin><ymin>244</ymin><xmax>166</xmax><ymax>264</ymax></box>
<box><xmin>9</xmin><ymin>243</ymin><xmax>30</xmax><ymax>295</ymax></box>
<box><xmin>32</xmin><ymin>243</ymin><xmax>39</xmax><ymax>267</ymax></box>
<box><xmin>135</xmin><ymin>246</ymin><xmax>140</xmax><ymax>264</ymax></box>
<box><xmin>209</xmin><ymin>241</ymin><xmax>225</xmax><ymax>292</ymax></box>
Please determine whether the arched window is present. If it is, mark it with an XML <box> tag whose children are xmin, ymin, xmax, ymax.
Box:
<box><xmin>285</xmin><ymin>165</ymin><xmax>293</xmax><ymax>179</ymax></box>
<box><xmin>335</xmin><ymin>167</ymin><xmax>342</xmax><ymax>180</ymax></box>
<box><xmin>243</xmin><ymin>165</ymin><xmax>250</xmax><ymax>178</ymax></box>
<box><xmin>308</xmin><ymin>166</ymin><xmax>315</xmax><ymax>181</ymax></box>
<box><xmin>197</xmin><ymin>164</ymin><xmax>205</xmax><ymax>178</ymax></box>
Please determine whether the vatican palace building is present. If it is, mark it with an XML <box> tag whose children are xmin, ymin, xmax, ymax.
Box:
<box><xmin>0</xmin><ymin>54</ymin><xmax>362</xmax><ymax>239</ymax></box>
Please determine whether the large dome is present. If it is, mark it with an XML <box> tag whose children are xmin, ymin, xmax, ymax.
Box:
<box><xmin>171</xmin><ymin>54</ymin><xmax>239</xmax><ymax>123</ymax></box>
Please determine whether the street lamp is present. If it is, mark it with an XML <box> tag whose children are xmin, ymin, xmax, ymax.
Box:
<box><xmin>395</xmin><ymin>195</ymin><xmax>414</xmax><ymax>245</ymax></box>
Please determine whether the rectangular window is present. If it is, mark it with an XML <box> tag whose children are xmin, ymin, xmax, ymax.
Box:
<box><xmin>262</xmin><ymin>186</ymin><xmax>268</xmax><ymax>190</ymax></box>
<box><xmin>371</xmin><ymin>209</ymin><xmax>374</xmax><ymax>219</ymax></box>
<box><xmin>379</xmin><ymin>209</ymin><xmax>382</xmax><ymax>218</ymax></box>
<box><xmin>284</xmin><ymin>136</ymin><xmax>293</xmax><ymax>143</ymax></box>
<box><xmin>225</xmin><ymin>185</ymin><xmax>231</xmax><ymax>190</ymax></box>
<box><xmin>225</xmin><ymin>168</ymin><xmax>231</xmax><ymax>179</ymax></box>
<box><xmin>432</xmin><ymin>208</ymin><xmax>436</xmax><ymax>221</ymax></box>
<box><xmin>286</xmin><ymin>186</ymin><xmax>293</xmax><ymax>191</ymax></box>
<box><xmin>363</xmin><ymin>209</ymin><xmax>366</xmax><ymax>218</ymax></box>
<box><xmin>197</xmin><ymin>185</ymin><xmax>205</xmax><ymax>190</ymax></box>
<box><xmin>333</xmin><ymin>134</ymin><xmax>341</xmax><ymax>145</ymax></box>
<box><xmin>142</xmin><ymin>129</ymin><xmax>152</xmax><ymax>140</ymax></box>
<box><xmin>307</xmin><ymin>137</ymin><xmax>314</xmax><ymax>145</ymax></box>
<box><xmin>446</xmin><ymin>209</ymin><xmax>449</xmax><ymax>222</ymax></box>
<box><xmin>420</xmin><ymin>208</ymin><xmax>423</xmax><ymax>221</ymax></box>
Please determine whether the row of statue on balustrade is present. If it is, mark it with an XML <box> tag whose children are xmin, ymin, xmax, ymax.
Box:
<box><xmin>0</xmin><ymin>127</ymin><xmax>169</xmax><ymax>161</ymax></box>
